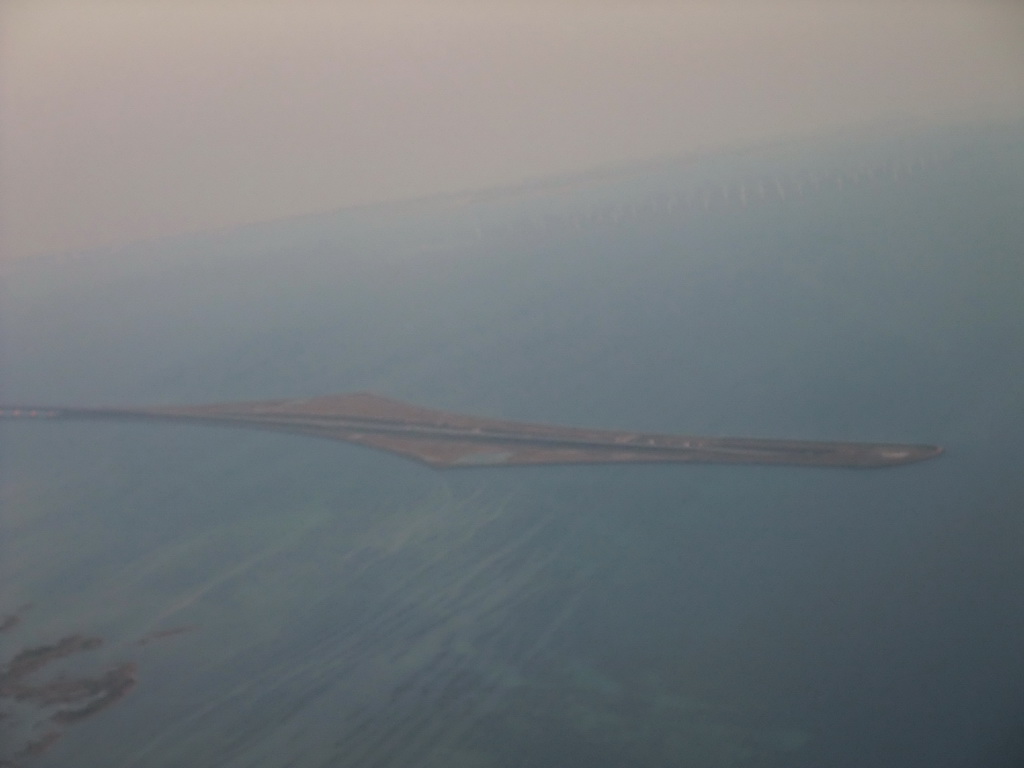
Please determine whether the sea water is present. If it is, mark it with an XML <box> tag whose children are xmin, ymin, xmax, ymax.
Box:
<box><xmin>1</xmin><ymin>121</ymin><xmax>1023</xmax><ymax>767</ymax></box>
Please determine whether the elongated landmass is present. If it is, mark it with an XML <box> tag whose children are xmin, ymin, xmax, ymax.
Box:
<box><xmin>0</xmin><ymin>392</ymin><xmax>941</xmax><ymax>469</ymax></box>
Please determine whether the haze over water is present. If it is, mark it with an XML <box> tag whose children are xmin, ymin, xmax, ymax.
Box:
<box><xmin>2</xmin><ymin>119</ymin><xmax>1023</xmax><ymax>767</ymax></box>
<box><xmin>3</xmin><ymin>3</ymin><xmax>1024</xmax><ymax>765</ymax></box>
<box><xmin>3</xmin><ymin>2</ymin><xmax>1023</xmax><ymax>263</ymax></box>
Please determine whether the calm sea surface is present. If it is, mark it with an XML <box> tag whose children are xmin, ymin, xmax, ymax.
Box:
<box><xmin>2</xmin><ymin>122</ymin><xmax>1023</xmax><ymax>767</ymax></box>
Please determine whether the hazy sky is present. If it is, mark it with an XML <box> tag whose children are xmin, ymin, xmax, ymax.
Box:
<box><xmin>2</xmin><ymin>1</ymin><xmax>1022</xmax><ymax>261</ymax></box>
